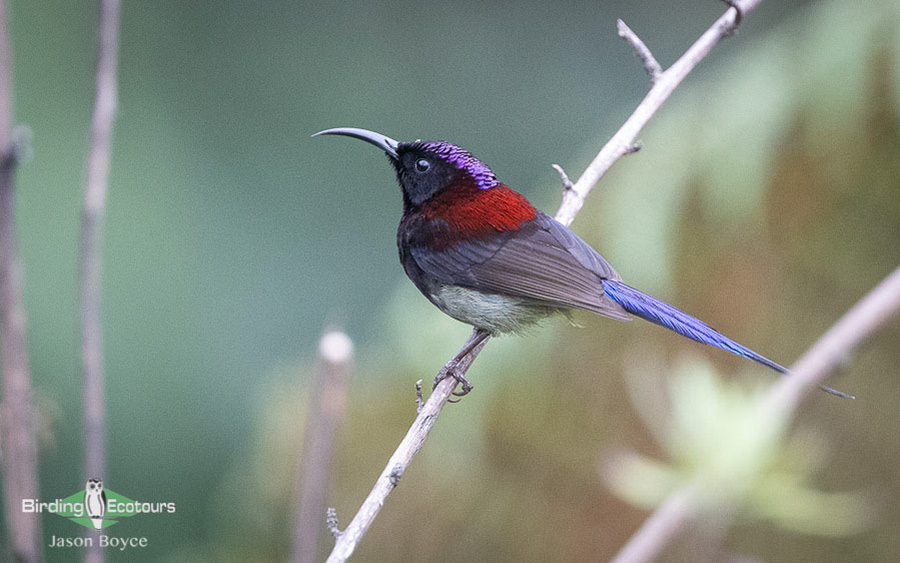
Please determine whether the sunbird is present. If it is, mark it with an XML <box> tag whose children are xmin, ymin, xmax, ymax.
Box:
<box><xmin>314</xmin><ymin>127</ymin><xmax>849</xmax><ymax>399</ymax></box>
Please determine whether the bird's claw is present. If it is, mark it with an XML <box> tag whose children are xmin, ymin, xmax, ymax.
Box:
<box><xmin>451</xmin><ymin>380</ymin><xmax>473</xmax><ymax>397</ymax></box>
<box><xmin>721</xmin><ymin>0</ymin><xmax>743</xmax><ymax>36</ymax></box>
<box><xmin>434</xmin><ymin>364</ymin><xmax>474</xmax><ymax>404</ymax></box>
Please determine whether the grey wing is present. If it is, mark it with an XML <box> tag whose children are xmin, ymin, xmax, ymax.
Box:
<box><xmin>411</xmin><ymin>212</ymin><xmax>630</xmax><ymax>321</ymax></box>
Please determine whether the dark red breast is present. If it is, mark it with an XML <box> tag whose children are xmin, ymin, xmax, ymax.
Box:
<box><xmin>419</xmin><ymin>181</ymin><xmax>537</xmax><ymax>249</ymax></box>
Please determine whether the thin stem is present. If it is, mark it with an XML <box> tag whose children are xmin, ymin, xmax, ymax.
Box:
<box><xmin>79</xmin><ymin>2</ymin><xmax>120</xmax><ymax>562</ymax></box>
<box><xmin>0</xmin><ymin>0</ymin><xmax>43</xmax><ymax>560</ymax></box>
<box><xmin>617</xmin><ymin>19</ymin><xmax>663</xmax><ymax>84</ymax></box>
<box><xmin>551</xmin><ymin>164</ymin><xmax>574</xmax><ymax>191</ymax></box>
<box><xmin>291</xmin><ymin>331</ymin><xmax>353</xmax><ymax>563</ymax></box>
<box><xmin>764</xmin><ymin>266</ymin><xmax>900</xmax><ymax>416</ymax></box>
<box><xmin>555</xmin><ymin>0</ymin><xmax>753</xmax><ymax>226</ymax></box>
<box><xmin>326</xmin><ymin>330</ymin><xmax>489</xmax><ymax>562</ymax></box>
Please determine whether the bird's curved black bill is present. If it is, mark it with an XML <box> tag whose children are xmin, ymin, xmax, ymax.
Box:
<box><xmin>312</xmin><ymin>127</ymin><xmax>400</xmax><ymax>159</ymax></box>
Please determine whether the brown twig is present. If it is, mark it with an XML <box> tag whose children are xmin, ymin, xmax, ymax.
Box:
<box><xmin>325</xmin><ymin>4</ymin><xmax>758</xmax><ymax>560</ymax></box>
<box><xmin>291</xmin><ymin>331</ymin><xmax>353</xmax><ymax>563</ymax></box>
<box><xmin>612</xmin><ymin>266</ymin><xmax>900</xmax><ymax>562</ymax></box>
<box><xmin>0</xmin><ymin>1</ymin><xmax>43</xmax><ymax>561</ymax></box>
<box><xmin>79</xmin><ymin>2</ymin><xmax>120</xmax><ymax>561</ymax></box>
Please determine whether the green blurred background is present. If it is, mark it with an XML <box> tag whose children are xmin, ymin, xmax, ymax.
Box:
<box><xmin>2</xmin><ymin>0</ymin><xmax>899</xmax><ymax>560</ymax></box>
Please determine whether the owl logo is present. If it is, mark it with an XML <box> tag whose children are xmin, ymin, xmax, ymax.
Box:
<box><xmin>84</xmin><ymin>478</ymin><xmax>106</xmax><ymax>530</ymax></box>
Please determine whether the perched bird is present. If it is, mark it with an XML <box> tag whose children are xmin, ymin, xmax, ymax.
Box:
<box><xmin>84</xmin><ymin>478</ymin><xmax>106</xmax><ymax>530</ymax></box>
<box><xmin>313</xmin><ymin>127</ymin><xmax>849</xmax><ymax>399</ymax></box>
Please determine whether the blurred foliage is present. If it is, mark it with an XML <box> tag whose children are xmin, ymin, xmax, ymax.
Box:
<box><xmin>2</xmin><ymin>0</ymin><xmax>899</xmax><ymax>561</ymax></box>
<box><xmin>608</xmin><ymin>357</ymin><xmax>872</xmax><ymax>537</ymax></box>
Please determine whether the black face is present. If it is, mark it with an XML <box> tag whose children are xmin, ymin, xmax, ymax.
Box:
<box><xmin>392</xmin><ymin>144</ymin><xmax>462</xmax><ymax>207</ymax></box>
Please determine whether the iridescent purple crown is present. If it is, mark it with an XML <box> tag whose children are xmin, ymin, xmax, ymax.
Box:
<box><xmin>412</xmin><ymin>140</ymin><xmax>498</xmax><ymax>190</ymax></box>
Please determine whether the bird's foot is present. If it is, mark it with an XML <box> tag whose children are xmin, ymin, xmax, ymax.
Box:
<box><xmin>434</xmin><ymin>363</ymin><xmax>474</xmax><ymax>403</ymax></box>
<box><xmin>721</xmin><ymin>0</ymin><xmax>743</xmax><ymax>36</ymax></box>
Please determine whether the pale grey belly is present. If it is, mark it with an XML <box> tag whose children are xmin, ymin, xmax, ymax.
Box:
<box><xmin>429</xmin><ymin>284</ymin><xmax>561</xmax><ymax>334</ymax></box>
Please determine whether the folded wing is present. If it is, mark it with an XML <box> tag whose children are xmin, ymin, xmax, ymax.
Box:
<box><xmin>410</xmin><ymin>212</ymin><xmax>630</xmax><ymax>321</ymax></box>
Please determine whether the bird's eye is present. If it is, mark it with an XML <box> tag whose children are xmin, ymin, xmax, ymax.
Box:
<box><xmin>415</xmin><ymin>158</ymin><xmax>430</xmax><ymax>173</ymax></box>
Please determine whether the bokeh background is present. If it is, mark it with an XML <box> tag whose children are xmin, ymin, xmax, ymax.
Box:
<box><xmin>2</xmin><ymin>0</ymin><xmax>899</xmax><ymax>561</ymax></box>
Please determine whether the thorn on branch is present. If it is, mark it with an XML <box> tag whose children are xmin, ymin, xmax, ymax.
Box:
<box><xmin>721</xmin><ymin>0</ymin><xmax>743</xmax><ymax>36</ymax></box>
<box><xmin>326</xmin><ymin>507</ymin><xmax>342</xmax><ymax>539</ymax></box>
<box><xmin>552</xmin><ymin>164</ymin><xmax>574</xmax><ymax>191</ymax></box>
<box><xmin>415</xmin><ymin>379</ymin><xmax>424</xmax><ymax>412</ymax></box>
<box><xmin>617</xmin><ymin>19</ymin><xmax>663</xmax><ymax>84</ymax></box>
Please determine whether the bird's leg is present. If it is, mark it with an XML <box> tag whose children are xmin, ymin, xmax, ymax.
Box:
<box><xmin>434</xmin><ymin>329</ymin><xmax>491</xmax><ymax>402</ymax></box>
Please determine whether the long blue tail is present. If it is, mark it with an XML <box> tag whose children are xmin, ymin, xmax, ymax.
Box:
<box><xmin>603</xmin><ymin>280</ymin><xmax>851</xmax><ymax>398</ymax></box>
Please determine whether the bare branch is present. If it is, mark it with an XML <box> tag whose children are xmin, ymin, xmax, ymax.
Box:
<box><xmin>0</xmin><ymin>0</ymin><xmax>43</xmax><ymax>560</ymax></box>
<box><xmin>551</xmin><ymin>164</ymin><xmax>574</xmax><ymax>191</ymax></box>
<box><xmin>326</xmin><ymin>330</ymin><xmax>489</xmax><ymax>562</ymax></box>
<box><xmin>80</xmin><ymin>3</ymin><xmax>120</xmax><ymax>560</ymax></box>
<box><xmin>327</xmin><ymin>2</ymin><xmax>756</xmax><ymax>560</ymax></box>
<box><xmin>617</xmin><ymin>19</ymin><xmax>663</xmax><ymax>84</ymax></box>
<box><xmin>79</xmin><ymin>0</ymin><xmax>120</xmax><ymax>480</ymax></box>
<box><xmin>291</xmin><ymin>331</ymin><xmax>353</xmax><ymax>563</ymax></box>
<box><xmin>762</xmin><ymin>267</ymin><xmax>900</xmax><ymax>417</ymax></box>
<box><xmin>555</xmin><ymin>0</ymin><xmax>751</xmax><ymax>226</ymax></box>
<box><xmin>612</xmin><ymin>265</ymin><xmax>900</xmax><ymax>562</ymax></box>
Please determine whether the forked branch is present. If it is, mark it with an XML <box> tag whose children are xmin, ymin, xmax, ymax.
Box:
<box><xmin>327</xmin><ymin>1</ymin><xmax>756</xmax><ymax>560</ymax></box>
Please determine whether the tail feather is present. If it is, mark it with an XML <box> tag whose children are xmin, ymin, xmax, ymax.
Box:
<box><xmin>602</xmin><ymin>280</ymin><xmax>852</xmax><ymax>398</ymax></box>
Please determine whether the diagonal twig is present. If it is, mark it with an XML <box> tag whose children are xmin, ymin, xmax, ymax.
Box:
<box><xmin>326</xmin><ymin>331</ymin><xmax>489</xmax><ymax>562</ymax></box>
<box><xmin>327</xmin><ymin>2</ymin><xmax>753</xmax><ymax>560</ymax></box>
<box><xmin>612</xmin><ymin>265</ymin><xmax>900</xmax><ymax>563</ymax></box>
<box><xmin>551</xmin><ymin>164</ymin><xmax>574</xmax><ymax>191</ymax></box>
<box><xmin>555</xmin><ymin>0</ymin><xmax>748</xmax><ymax>226</ymax></box>
<box><xmin>617</xmin><ymin>19</ymin><xmax>663</xmax><ymax>84</ymax></box>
